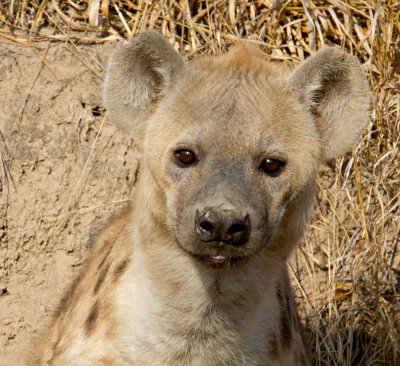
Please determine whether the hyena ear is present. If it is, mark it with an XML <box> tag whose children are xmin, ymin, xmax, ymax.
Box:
<box><xmin>290</xmin><ymin>47</ymin><xmax>369</xmax><ymax>161</ymax></box>
<box><xmin>104</xmin><ymin>30</ymin><xmax>185</xmax><ymax>141</ymax></box>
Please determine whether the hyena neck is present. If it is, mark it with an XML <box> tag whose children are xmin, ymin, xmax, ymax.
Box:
<box><xmin>122</xmin><ymin>203</ymin><xmax>285</xmax><ymax>362</ymax></box>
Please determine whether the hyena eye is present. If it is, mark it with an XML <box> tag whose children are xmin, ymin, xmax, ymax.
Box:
<box><xmin>175</xmin><ymin>149</ymin><xmax>197</xmax><ymax>166</ymax></box>
<box><xmin>259</xmin><ymin>158</ymin><xmax>285</xmax><ymax>176</ymax></box>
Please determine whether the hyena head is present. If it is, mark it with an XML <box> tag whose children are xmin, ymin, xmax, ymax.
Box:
<box><xmin>104</xmin><ymin>31</ymin><xmax>369</xmax><ymax>268</ymax></box>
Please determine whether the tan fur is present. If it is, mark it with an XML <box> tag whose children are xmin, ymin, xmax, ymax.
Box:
<box><xmin>21</xmin><ymin>31</ymin><xmax>369</xmax><ymax>365</ymax></box>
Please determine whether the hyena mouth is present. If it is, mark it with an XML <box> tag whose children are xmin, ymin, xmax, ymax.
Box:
<box><xmin>209</xmin><ymin>255</ymin><xmax>227</xmax><ymax>263</ymax></box>
<box><xmin>191</xmin><ymin>252</ymin><xmax>246</xmax><ymax>269</ymax></box>
<box><xmin>175</xmin><ymin>236</ymin><xmax>256</xmax><ymax>268</ymax></box>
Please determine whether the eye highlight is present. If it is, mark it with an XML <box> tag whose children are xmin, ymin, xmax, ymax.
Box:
<box><xmin>259</xmin><ymin>158</ymin><xmax>285</xmax><ymax>176</ymax></box>
<box><xmin>175</xmin><ymin>149</ymin><xmax>197</xmax><ymax>166</ymax></box>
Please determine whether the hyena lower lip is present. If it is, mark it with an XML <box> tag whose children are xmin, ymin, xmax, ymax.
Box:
<box><xmin>191</xmin><ymin>253</ymin><xmax>244</xmax><ymax>268</ymax></box>
<box><xmin>210</xmin><ymin>255</ymin><xmax>226</xmax><ymax>262</ymax></box>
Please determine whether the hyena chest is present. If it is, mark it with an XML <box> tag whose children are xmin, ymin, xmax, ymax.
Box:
<box><xmin>115</xmin><ymin>295</ymin><xmax>278</xmax><ymax>366</ymax></box>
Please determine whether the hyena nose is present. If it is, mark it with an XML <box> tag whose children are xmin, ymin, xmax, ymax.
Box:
<box><xmin>195</xmin><ymin>207</ymin><xmax>250</xmax><ymax>245</ymax></box>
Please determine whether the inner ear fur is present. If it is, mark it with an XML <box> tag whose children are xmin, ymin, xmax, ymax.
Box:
<box><xmin>104</xmin><ymin>30</ymin><xmax>185</xmax><ymax>142</ymax></box>
<box><xmin>291</xmin><ymin>47</ymin><xmax>369</xmax><ymax>161</ymax></box>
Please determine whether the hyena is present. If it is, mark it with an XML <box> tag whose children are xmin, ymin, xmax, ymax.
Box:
<box><xmin>23</xmin><ymin>31</ymin><xmax>369</xmax><ymax>365</ymax></box>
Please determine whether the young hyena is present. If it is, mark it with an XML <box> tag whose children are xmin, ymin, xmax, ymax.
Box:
<box><xmin>25</xmin><ymin>31</ymin><xmax>368</xmax><ymax>365</ymax></box>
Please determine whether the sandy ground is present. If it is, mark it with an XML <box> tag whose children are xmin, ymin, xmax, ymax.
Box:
<box><xmin>0</xmin><ymin>39</ymin><xmax>140</xmax><ymax>351</ymax></box>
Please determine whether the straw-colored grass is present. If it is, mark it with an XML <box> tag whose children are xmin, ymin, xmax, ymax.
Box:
<box><xmin>1</xmin><ymin>0</ymin><xmax>399</xmax><ymax>364</ymax></box>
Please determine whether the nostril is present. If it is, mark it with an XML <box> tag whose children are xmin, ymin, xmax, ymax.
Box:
<box><xmin>199</xmin><ymin>220</ymin><xmax>214</xmax><ymax>233</ymax></box>
<box><xmin>227</xmin><ymin>222</ymin><xmax>245</xmax><ymax>235</ymax></box>
<box><xmin>224</xmin><ymin>214</ymin><xmax>250</xmax><ymax>245</ymax></box>
<box><xmin>196</xmin><ymin>209</ymin><xmax>220</xmax><ymax>242</ymax></box>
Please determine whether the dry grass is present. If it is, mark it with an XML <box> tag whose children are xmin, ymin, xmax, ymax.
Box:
<box><xmin>1</xmin><ymin>0</ymin><xmax>399</xmax><ymax>364</ymax></box>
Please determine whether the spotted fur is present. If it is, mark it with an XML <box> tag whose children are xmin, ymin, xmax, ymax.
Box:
<box><xmin>20</xmin><ymin>31</ymin><xmax>369</xmax><ymax>365</ymax></box>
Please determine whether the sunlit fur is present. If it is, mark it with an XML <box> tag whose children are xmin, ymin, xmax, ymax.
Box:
<box><xmin>22</xmin><ymin>31</ymin><xmax>369</xmax><ymax>366</ymax></box>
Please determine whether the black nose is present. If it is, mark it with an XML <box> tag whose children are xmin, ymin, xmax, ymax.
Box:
<box><xmin>195</xmin><ymin>207</ymin><xmax>250</xmax><ymax>245</ymax></box>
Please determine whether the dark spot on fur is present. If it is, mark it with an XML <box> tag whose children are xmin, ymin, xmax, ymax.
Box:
<box><xmin>276</xmin><ymin>284</ymin><xmax>283</xmax><ymax>304</ymax></box>
<box><xmin>268</xmin><ymin>334</ymin><xmax>279</xmax><ymax>359</ymax></box>
<box><xmin>53</xmin><ymin>275</ymin><xmax>81</xmax><ymax>320</ymax></box>
<box><xmin>85</xmin><ymin>301</ymin><xmax>100</xmax><ymax>336</ymax></box>
<box><xmin>97</xmin><ymin>241</ymin><xmax>112</xmax><ymax>271</ymax></box>
<box><xmin>276</xmin><ymin>284</ymin><xmax>293</xmax><ymax>349</ymax></box>
<box><xmin>280</xmin><ymin>307</ymin><xmax>292</xmax><ymax>348</ymax></box>
<box><xmin>94</xmin><ymin>264</ymin><xmax>110</xmax><ymax>294</ymax></box>
<box><xmin>97</xmin><ymin>254</ymin><xmax>108</xmax><ymax>271</ymax></box>
<box><xmin>112</xmin><ymin>259</ymin><xmax>130</xmax><ymax>282</ymax></box>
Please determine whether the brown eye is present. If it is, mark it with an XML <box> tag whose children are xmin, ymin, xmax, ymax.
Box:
<box><xmin>259</xmin><ymin>158</ymin><xmax>285</xmax><ymax>175</ymax></box>
<box><xmin>175</xmin><ymin>149</ymin><xmax>196</xmax><ymax>166</ymax></box>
